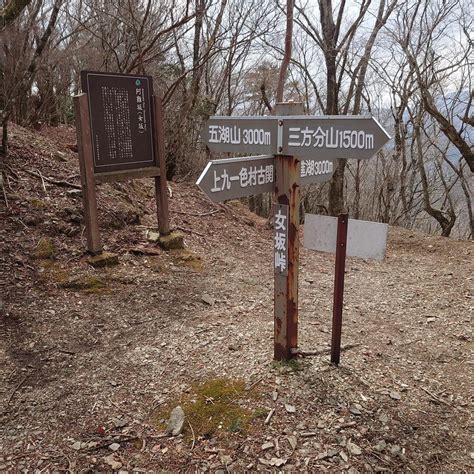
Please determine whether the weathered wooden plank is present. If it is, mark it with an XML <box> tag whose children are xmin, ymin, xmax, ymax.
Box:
<box><xmin>74</xmin><ymin>94</ymin><xmax>102</xmax><ymax>255</ymax></box>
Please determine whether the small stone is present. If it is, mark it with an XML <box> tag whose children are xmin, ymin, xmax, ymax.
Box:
<box><xmin>269</xmin><ymin>458</ymin><xmax>287</xmax><ymax>467</ymax></box>
<box><xmin>288</xmin><ymin>435</ymin><xmax>297</xmax><ymax>450</ymax></box>
<box><xmin>347</xmin><ymin>441</ymin><xmax>362</xmax><ymax>456</ymax></box>
<box><xmin>71</xmin><ymin>441</ymin><xmax>82</xmax><ymax>451</ymax></box>
<box><xmin>426</xmin><ymin>317</ymin><xmax>436</xmax><ymax>323</ymax></box>
<box><xmin>103</xmin><ymin>454</ymin><xmax>122</xmax><ymax>470</ymax></box>
<box><xmin>390</xmin><ymin>445</ymin><xmax>401</xmax><ymax>455</ymax></box>
<box><xmin>339</xmin><ymin>450</ymin><xmax>349</xmax><ymax>462</ymax></box>
<box><xmin>379</xmin><ymin>413</ymin><xmax>389</xmax><ymax>423</ymax></box>
<box><xmin>54</xmin><ymin>151</ymin><xmax>67</xmax><ymax>161</ymax></box>
<box><xmin>147</xmin><ymin>231</ymin><xmax>160</xmax><ymax>243</ymax></box>
<box><xmin>158</xmin><ymin>231</ymin><xmax>185</xmax><ymax>250</ymax></box>
<box><xmin>220</xmin><ymin>455</ymin><xmax>232</xmax><ymax>465</ymax></box>
<box><xmin>166</xmin><ymin>406</ymin><xmax>185</xmax><ymax>436</ymax></box>
<box><xmin>87</xmin><ymin>252</ymin><xmax>119</xmax><ymax>268</ymax></box>
<box><xmin>201</xmin><ymin>294</ymin><xmax>215</xmax><ymax>306</ymax></box>
<box><xmin>261</xmin><ymin>441</ymin><xmax>274</xmax><ymax>450</ymax></box>
<box><xmin>285</xmin><ymin>404</ymin><xmax>296</xmax><ymax>413</ymax></box>
<box><xmin>112</xmin><ymin>416</ymin><xmax>128</xmax><ymax>428</ymax></box>
<box><xmin>349</xmin><ymin>404</ymin><xmax>362</xmax><ymax>416</ymax></box>
<box><xmin>109</xmin><ymin>443</ymin><xmax>120</xmax><ymax>452</ymax></box>
<box><xmin>389</xmin><ymin>391</ymin><xmax>401</xmax><ymax>400</ymax></box>
<box><xmin>373</xmin><ymin>440</ymin><xmax>386</xmax><ymax>452</ymax></box>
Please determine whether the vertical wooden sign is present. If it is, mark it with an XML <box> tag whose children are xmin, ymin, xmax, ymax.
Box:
<box><xmin>273</xmin><ymin>102</ymin><xmax>303</xmax><ymax>361</ymax></box>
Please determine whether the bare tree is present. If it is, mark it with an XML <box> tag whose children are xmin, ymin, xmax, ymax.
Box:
<box><xmin>1</xmin><ymin>0</ymin><xmax>63</xmax><ymax>156</ymax></box>
<box><xmin>294</xmin><ymin>0</ymin><xmax>399</xmax><ymax>215</ymax></box>
<box><xmin>393</xmin><ymin>0</ymin><xmax>473</xmax><ymax>172</ymax></box>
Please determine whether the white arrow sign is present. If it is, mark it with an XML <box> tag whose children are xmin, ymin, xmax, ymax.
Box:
<box><xmin>202</xmin><ymin>115</ymin><xmax>390</xmax><ymax>159</ymax></box>
<box><xmin>196</xmin><ymin>155</ymin><xmax>334</xmax><ymax>203</ymax></box>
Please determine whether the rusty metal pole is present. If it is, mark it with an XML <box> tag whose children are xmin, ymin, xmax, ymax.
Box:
<box><xmin>331</xmin><ymin>213</ymin><xmax>349</xmax><ymax>365</ymax></box>
<box><xmin>74</xmin><ymin>94</ymin><xmax>102</xmax><ymax>255</ymax></box>
<box><xmin>153</xmin><ymin>96</ymin><xmax>170</xmax><ymax>236</ymax></box>
<box><xmin>273</xmin><ymin>102</ymin><xmax>303</xmax><ymax>361</ymax></box>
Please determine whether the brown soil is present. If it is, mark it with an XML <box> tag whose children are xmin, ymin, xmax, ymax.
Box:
<box><xmin>0</xmin><ymin>124</ymin><xmax>473</xmax><ymax>472</ymax></box>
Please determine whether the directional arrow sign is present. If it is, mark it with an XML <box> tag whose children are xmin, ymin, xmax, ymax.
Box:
<box><xmin>281</xmin><ymin>116</ymin><xmax>390</xmax><ymax>159</ymax></box>
<box><xmin>202</xmin><ymin>115</ymin><xmax>390</xmax><ymax>159</ymax></box>
<box><xmin>196</xmin><ymin>155</ymin><xmax>334</xmax><ymax>203</ymax></box>
<box><xmin>202</xmin><ymin>117</ymin><xmax>277</xmax><ymax>155</ymax></box>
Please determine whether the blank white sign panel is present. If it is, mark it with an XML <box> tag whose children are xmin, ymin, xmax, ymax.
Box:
<box><xmin>304</xmin><ymin>214</ymin><xmax>388</xmax><ymax>261</ymax></box>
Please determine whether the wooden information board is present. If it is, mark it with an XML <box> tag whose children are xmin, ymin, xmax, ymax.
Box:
<box><xmin>80</xmin><ymin>71</ymin><xmax>156</xmax><ymax>173</ymax></box>
<box><xmin>75</xmin><ymin>71</ymin><xmax>170</xmax><ymax>255</ymax></box>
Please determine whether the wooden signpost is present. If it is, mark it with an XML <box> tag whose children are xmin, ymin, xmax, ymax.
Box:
<box><xmin>197</xmin><ymin>103</ymin><xmax>390</xmax><ymax>361</ymax></box>
<box><xmin>74</xmin><ymin>71</ymin><xmax>170</xmax><ymax>255</ymax></box>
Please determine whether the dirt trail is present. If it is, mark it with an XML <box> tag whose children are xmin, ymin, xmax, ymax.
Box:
<box><xmin>0</xmin><ymin>124</ymin><xmax>473</xmax><ymax>472</ymax></box>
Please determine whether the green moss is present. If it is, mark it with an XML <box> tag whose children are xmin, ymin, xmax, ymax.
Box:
<box><xmin>172</xmin><ymin>250</ymin><xmax>203</xmax><ymax>271</ymax></box>
<box><xmin>30</xmin><ymin>198</ymin><xmax>47</xmax><ymax>208</ymax></box>
<box><xmin>59</xmin><ymin>275</ymin><xmax>106</xmax><ymax>291</ymax></box>
<box><xmin>156</xmin><ymin>378</ymin><xmax>261</xmax><ymax>439</ymax></box>
<box><xmin>158</xmin><ymin>231</ymin><xmax>185</xmax><ymax>250</ymax></box>
<box><xmin>86</xmin><ymin>252</ymin><xmax>119</xmax><ymax>268</ymax></box>
<box><xmin>272</xmin><ymin>358</ymin><xmax>303</xmax><ymax>372</ymax></box>
<box><xmin>31</xmin><ymin>237</ymin><xmax>55</xmax><ymax>260</ymax></box>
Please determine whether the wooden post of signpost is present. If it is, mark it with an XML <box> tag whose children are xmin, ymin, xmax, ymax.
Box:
<box><xmin>273</xmin><ymin>102</ymin><xmax>303</xmax><ymax>361</ymax></box>
<box><xmin>153</xmin><ymin>96</ymin><xmax>170</xmax><ymax>236</ymax></box>
<box><xmin>74</xmin><ymin>94</ymin><xmax>102</xmax><ymax>255</ymax></box>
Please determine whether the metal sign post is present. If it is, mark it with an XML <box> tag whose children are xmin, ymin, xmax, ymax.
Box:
<box><xmin>197</xmin><ymin>105</ymin><xmax>390</xmax><ymax>361</ymax></box>
<box><xmin>331</xmin><ymin>214</ymin><xmax>348</xmax><ymax>365</ymax></box>
<box><xmin>304</xmin><ymin>214</ymin><xmax>389</xmax><ymax>364</ymax></box>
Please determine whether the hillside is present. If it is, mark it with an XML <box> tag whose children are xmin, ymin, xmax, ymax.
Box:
<box><xmin>0</xmin><ymin>124</ymin><xmax>473</xmax><ymax>472</ymax></box>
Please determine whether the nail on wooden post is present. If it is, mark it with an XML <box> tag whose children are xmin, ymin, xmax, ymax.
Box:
<box><xmin>74</xmin><ymin>94</ymin><xmax>102</xmax><ymax>255</ymax></box>
<box><xmin>153</xmin><ymin>96</ymin><xmax>170</xmax><ymax>236</ymax></box>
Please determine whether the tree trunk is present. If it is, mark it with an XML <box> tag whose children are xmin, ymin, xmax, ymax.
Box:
<box><xmin>414</xmin><ymin>116</ymin><xmax>455</xmax><ymax>237</ymax></box>
<box><xmin>276</xmin><ymin>0</ymin><xmax>294</xmax><ymax>103</ymax></box>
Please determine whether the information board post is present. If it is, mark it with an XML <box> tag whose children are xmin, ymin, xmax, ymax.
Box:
<box><xmin>153</xmin><ymin>96</ymin><xmax>170</xmax><ymax>236</ymax></box>
<box><xmin>273</xmin><ymin>102</ymin><xmax>303</xmax><ymax>361</ymax></box>
<box><xmin>74</xmin><ymin>94</ymin><xmax>102</xmax><ymax>255</ymax></box>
